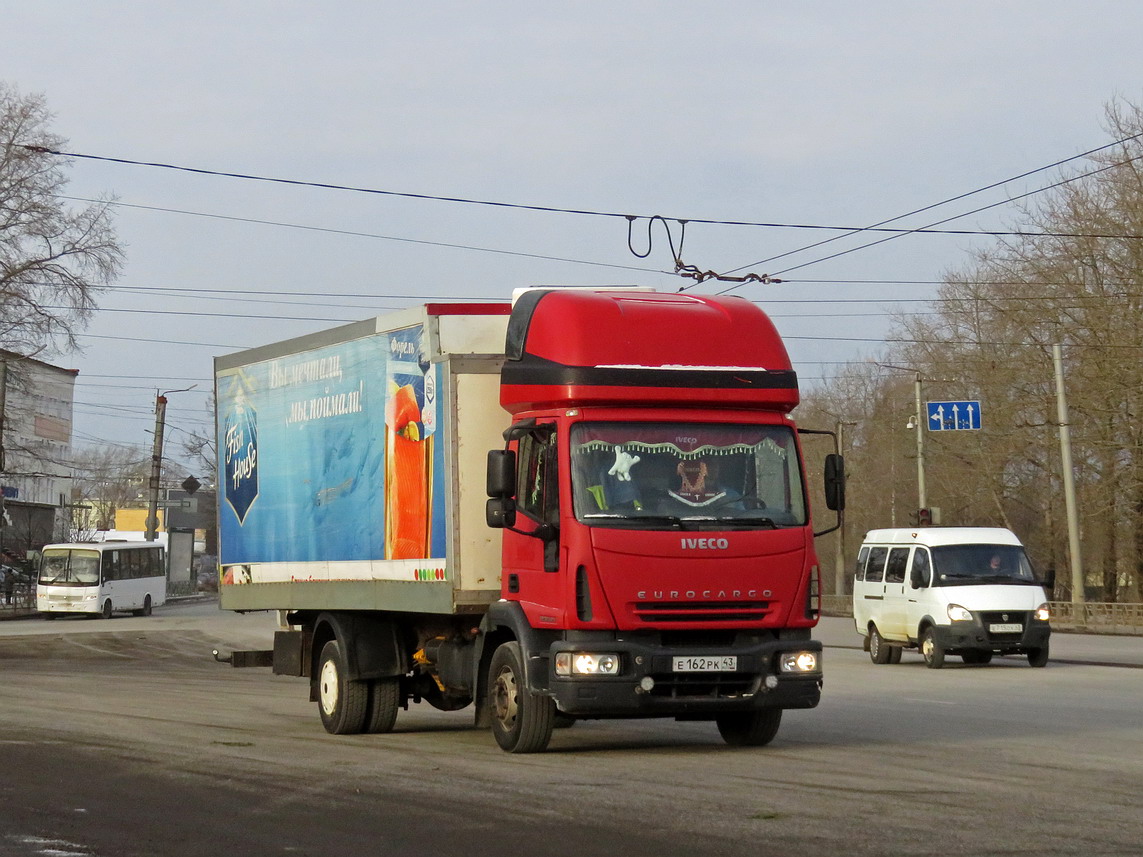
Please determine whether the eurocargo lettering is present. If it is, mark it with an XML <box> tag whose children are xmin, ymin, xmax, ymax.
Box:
<box><xmin>213</xmin><ymin>289</ymin><xmax>845</xmax><ymax>752</ymax></box>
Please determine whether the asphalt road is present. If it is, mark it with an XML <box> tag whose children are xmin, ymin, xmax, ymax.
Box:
<box><xmin>1</xmin><ymin>601</ymin><xmax>1141</xmax><ymax>857</ymax></box>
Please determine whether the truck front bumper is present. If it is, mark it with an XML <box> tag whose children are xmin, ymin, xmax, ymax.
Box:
<box><xmin>546</xmin><ymin>636</ymin><xmax>823</xmax><ymax>718</ymax></box>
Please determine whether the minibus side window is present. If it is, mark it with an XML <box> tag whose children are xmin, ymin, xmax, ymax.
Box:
<box><xmin>865</xmin><ymin>546</ymin><xmax>887</xmax><ymax>583</ymax></box>
<box><xmin>885</xmin><ymin>547</ymin><xmax>909</xmax><ymax>583</ymax></box>
<box><xmin>854</xmin><ymin>546</ymin><xmax>870</xmax><ymax>581</ymax></box>
<box><xmin>910</xmin><ymin>548</ymin><xmax>931</xmax><ymax>588</ymax></box>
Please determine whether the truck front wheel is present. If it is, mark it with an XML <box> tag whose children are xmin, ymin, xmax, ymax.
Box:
<box><xmin>317</xmin><ymin>639</ymin><xmax>369</xmax><ymax>734</ymax></box>
<box><xmin>716</xmin><ymin>708</ymin><xmax>782</xmax><ymax>747</ymax></box>
<box><xmin>488</xmin><ymin>641</ymin><xmax>555</xmax><ymax>753</ymax></box>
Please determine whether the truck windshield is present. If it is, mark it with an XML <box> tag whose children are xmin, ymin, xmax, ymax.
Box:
<box><xmin>930</xmin><ymin>544</ymin><xmax>1040</xmax><ymax>586</ymax></box>
<box><xmin>570</xmin><ymin>421</ymin><xmax>806</xmax><ymax>529</ymax></box>
<box><xmin>39</xmin><ymin>550</ymin><xmax>101</xmax><ymax>586</ymax></box>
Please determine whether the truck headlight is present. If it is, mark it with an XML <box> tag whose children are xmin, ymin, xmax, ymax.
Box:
<box><xmin>947</xmin><ymin>604</ymin><xmax>973</xmax><ymax>622</ymax></box>
<box><xmin>779</xmin><ymin>651</ymin><xmax>819</xmax><ymax>673</ymax></box>
<box><xmin>1034</xmin><ymin>603</ymin><xmax>1051</xmax><ymax>622</ymax></box>
<box><xmin>555</xmin><ymin>652</ymin><xmax>621</xmax><ymax>676</ymax></box>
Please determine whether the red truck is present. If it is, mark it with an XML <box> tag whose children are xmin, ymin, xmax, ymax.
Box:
<box><xmin>215</xmin><ymin>288</ymin><xmax>844</xmax><ymax>752</ymax></box>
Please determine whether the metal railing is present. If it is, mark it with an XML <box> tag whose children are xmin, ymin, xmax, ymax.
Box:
<box><xmin>822</xmin><ymin>595</ymin><xmax>1143</xmax><ymax>635</ymax></box>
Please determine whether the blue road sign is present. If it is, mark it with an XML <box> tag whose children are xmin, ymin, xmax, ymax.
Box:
<box><xmin>926</xmin><ymin>400</ymin><xmax>982</xmax><ymax>431</ymax></box>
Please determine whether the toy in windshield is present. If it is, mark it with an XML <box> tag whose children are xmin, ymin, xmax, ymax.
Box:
<box><xmin>664</xmin><ymin>458</ymin><xmax>738</xmax><ymax>509</ymax></box>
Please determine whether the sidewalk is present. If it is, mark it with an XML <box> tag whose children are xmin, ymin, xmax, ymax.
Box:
<box><xmin>817</xmin><ymin>615</ymin><xmax>1143</xmax><ymax>667</ymax></box>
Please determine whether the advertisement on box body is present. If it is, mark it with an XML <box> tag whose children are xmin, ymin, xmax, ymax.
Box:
<box><xmin>217</xmin><ymin>325</ymin><xmax>446</xmax><ymax>567</ymax></box>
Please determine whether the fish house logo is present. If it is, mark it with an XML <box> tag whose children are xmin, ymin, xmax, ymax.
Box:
<box><xmin>223</xmin><ymin>382</ymin><xmax>259</xmax><ymax>525</ymax></box>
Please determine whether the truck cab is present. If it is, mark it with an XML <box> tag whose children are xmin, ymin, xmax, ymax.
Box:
<box><xmin>482</xmin><ymin>289</ymin><xmax>839</xmax><ymax>750</ymax></box>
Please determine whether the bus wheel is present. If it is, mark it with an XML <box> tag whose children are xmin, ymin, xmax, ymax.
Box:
<box><xmin>317</xmin><ymin>639</ymin><xmax>368</xmax><ymax>734</ymax></box>
<box><xmin>133</xmin><ymin>595</ymin><xmax>153</xmax><ymax>618</ymax></box>
<box><xmin>717</xmin><ymin>709</ymin><xmax>782</xmax><ymax>746</ymax></box>
<box><xmin>101</xmin><ymin>599</ymin><xmax>113</xmax><ymax>620</ymax></box>
<box><xmin>489</xmin><ymin>641</ymin><xmax>554</xmax><ymax>753</ymax></box>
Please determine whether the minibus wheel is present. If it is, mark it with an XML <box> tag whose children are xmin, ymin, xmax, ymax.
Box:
<box><xmin>869</xmin><ymin>626</ymin><xmax>892</xmax><ymax>665</ymax></box>
<box><xmin>101</xmin><ymin>599</ymin><xmax>113</xmax><ymax>620</ymax></box>
<box><xmin>920</xmin><ymin>627</ymin><xmax>945</xmax><ymax>669</ymax></box>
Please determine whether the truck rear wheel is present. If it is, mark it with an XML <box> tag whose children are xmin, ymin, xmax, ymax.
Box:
<box><xmin>363</xmin><ymin>677</ymin><xmax>400</xmax><ymax>733</ymax></box>
<box><xmin>716</xmin><ymin>709</ymin><xmax>782</xmax><ymax>747</ymax></box>
<box><xmin>317</xmin><ymin>639</ymin><xmax>369</xmax><ymax>734</ymax></box>
<box><xmin>489</xmin><ymin>641</ymin><xmax>554</xmax><ymax>753</ymax></box>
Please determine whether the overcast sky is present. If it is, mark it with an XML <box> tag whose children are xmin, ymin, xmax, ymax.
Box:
<box><xmin>6</xmin><ymin>3</ymin><xmax>1143</xmax><ymax>475</ymax></box>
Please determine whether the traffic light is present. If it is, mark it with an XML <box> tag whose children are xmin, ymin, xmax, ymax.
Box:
<box><xmin>917</xmin><ymin>507</ymin><xmax>932</xmax><ymax>526</ymax></box>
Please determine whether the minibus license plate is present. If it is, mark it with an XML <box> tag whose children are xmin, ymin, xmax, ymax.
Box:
<box><xmin>989</xmin><ymin>622</ymin><xmax>1023</xmax><ymax>633</ymax></box>
<box><xmin>673</xmin><ymin>656</ymin><xmax>737</xmax><ymax>671</ymax></box>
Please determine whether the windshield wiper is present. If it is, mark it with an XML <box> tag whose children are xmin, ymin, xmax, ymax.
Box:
<box><xmin>687</xmin><ymin>515</ymin><xmax>779</xmax><ymax>529</ymax></box>
<box><xmin>581</xmin><ymin>513</ymin><xmax>685</xmax><ymax>529</ymax></box>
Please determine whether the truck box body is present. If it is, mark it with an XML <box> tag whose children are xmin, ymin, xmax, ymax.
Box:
<box><xmin>216</xmin><ymin>304</ymin><xmax>511</xmax><ymax>615</ymax></box>
<box><xmin>214</xmin><ymin>290</ymin><xmax>839</xmax><ymax>752</ymax></box>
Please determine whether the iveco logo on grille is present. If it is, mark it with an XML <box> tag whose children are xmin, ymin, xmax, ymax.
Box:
<box><xmin>681</xmin><ymin>538</ymin><xmax>729</xmax><ymax>550</ymax></box>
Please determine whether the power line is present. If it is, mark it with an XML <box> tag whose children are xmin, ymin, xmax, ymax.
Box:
<box><xmin>756</xmin><ymin>145</ymin><xmax>1143</xmax><ymax>281</ymax></box>
<box><xmin>721</xmin><ymin>130</ymin><xmax>1143</xmax><ymax>276</ymax></box>
<box><xmin>33</xmin><ymin>147</ymin><xmax>1143</xmax><ymax>239</ymax></box>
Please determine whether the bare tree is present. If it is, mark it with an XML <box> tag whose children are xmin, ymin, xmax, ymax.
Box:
<box><xmin>0</xmin><ymin>83</ymin><xmax>123</xmax><ymax>359</ymax></box>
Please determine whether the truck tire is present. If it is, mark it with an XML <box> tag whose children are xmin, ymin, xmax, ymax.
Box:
<box><xmin>489</xmin><ymin>641</ymin><xmax>555</xmax><ymax>753</ymax></box>
<box><xmin>1027</xmin><ymin>643</ymin><xmax>1049</xmax><ymax>668</ymax></box>
<box><xmin>961</xmin><ymin>650</ymin><xmax>992</xmax><ymax>665</ymax></box>
<box><xmin>920</xmin><ymin>626</ymin><xmax>945</xmax><ymax>669</ymax></box>
<box><xmin>869</xmin><ymin>626</ymin><xmax>892</xmax><ymax>664</ymax></box>
<box><xmin>716</xmin><ymin>708</ymin><xmax>782</xmax><ymax>747</ymax></box>
<box><xmin>888</xmin><ymin>645</ymin><xmax>903</xmax><ymax>664</ymax></box>
<box><xmin>317</xmin><ymin>639</ymin><xmax>369</xmax><ymax>734</ymax></box>
<box><xmin>363</xmin><ymin>677</ymin><xmax>400</xmax><ymax>733</ymax></box>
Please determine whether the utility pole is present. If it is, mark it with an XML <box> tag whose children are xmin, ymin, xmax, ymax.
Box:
<box><xmin>145</xmin><ymin>393</ymin><xmax>167</xmax><ymax>542</ymax></box>
<box><xmin>1052</xmin><ymin>344</ymin><xmax>1084</xmax><ymax>604</ymax></box>
<box><xmin>912</xmin><ymin>372</ymin><xmax>926</xmax><ymax>510</ymax></box>
<box><xmin>145</xmin><ymin>385</ymin><xmax>196</xmax><ymax>542</ymax></box>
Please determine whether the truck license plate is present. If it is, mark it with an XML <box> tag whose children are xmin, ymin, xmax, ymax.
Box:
<box><xmin>673</xmin><ymin>656</ymin><xmax>737</xmax><ymax>671</ymax></box>
<box><xmin>989</xmin><ymin>623</ymin><xmax>1023</xmax><ymax>633</ymax></box>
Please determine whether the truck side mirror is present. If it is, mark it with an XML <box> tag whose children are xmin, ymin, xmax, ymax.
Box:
<box><xmin>486</xmin><ymin>497</ymin><xmax>516</xmax><ymax>529</ymax></box>
<box><xmin>824</xmin><ymin>453</ymin><xmax>846</xmax><ymax>511</ymax></box>
<box><xmin>486</xmin><ymin>449</ymin><xmax>516</xmax><ymax>498</ymax></box>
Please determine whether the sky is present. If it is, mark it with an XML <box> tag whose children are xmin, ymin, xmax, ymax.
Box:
<box><xmin>5</xmin><ymin>3</ymin><xmax>1143</xmax><ymax>478</ymax></box>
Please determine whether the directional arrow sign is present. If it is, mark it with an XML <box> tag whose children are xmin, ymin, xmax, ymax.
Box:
<box><xmin>926</xmin><ymin>400</ymin><xmax>982</xmax><ymax>431</ymax></box>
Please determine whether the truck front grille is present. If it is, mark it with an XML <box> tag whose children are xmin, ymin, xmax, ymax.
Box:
<box><xmin>633</xmin><ymin>601</ymin><xmax>770</xmax><ymax>623</ymax></box>
<box><xmin>646</xmin><ymin>672</ymin><xmax>760</xmax><ymax>699</ymax></box>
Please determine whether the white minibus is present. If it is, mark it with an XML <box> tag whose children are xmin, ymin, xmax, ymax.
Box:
<box><xmin>37</xmin><ymin>541</ymin><xmax>167</xmax><ymax>619</ymax></box>
<box><xmin>852</xmin><ymin>527</ymin><xmax>1051</xmax><ymax>668</ymax></box>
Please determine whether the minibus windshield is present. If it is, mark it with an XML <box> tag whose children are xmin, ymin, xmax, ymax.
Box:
<box><xmin>38</xmin><ymin>549</ymin><xmax>101</xmax><ymax>586</ymax></box>
<box><xmin>930</xmin><ymin>544</ymin><xmax>1040</xmax><ymax>586</ymax></box>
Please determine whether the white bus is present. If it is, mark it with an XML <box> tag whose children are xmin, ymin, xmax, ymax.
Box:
<box><xmin>37</xmin><ymin>541</ymin><xmax>168</xmax><ymax>619</ymax></box>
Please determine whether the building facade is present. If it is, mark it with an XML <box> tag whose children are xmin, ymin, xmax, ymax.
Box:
<box><xmin>0</xmin><ymin>351</ymin><xmax>77</xmax><ymax>564</ymax></box>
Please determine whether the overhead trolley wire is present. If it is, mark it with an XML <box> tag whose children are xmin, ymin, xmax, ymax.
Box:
<box><xmin>28</xmin><ymin>146</ymin><xmax>1143</xmax><ymax>240</ymax></box>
